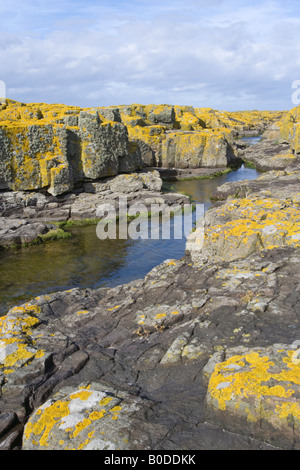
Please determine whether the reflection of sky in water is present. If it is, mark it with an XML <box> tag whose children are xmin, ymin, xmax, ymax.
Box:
<box><xmin>170</xmin><ymin>164</ymin><xmax>259</xmax><ymax>209</ymax></box>
<box><xmin>0</xmin><ymin>165</ymin><xmax>258</xmax><ymax>315</ymax></box>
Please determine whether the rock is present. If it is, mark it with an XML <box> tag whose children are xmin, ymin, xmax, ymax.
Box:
<box><xmin>0</xmin><ymin>102</ymin><xmax>143</xmax><ymax>196</ymax></box>
<box><xmin>0</xmin><ymin>412</ymin><xmax>18</xmax><ymax>439</ymax></box>
<box><xmin>1</xmin><ymin>106</ymin><xmax>300</xmax><ymax>451</ymax></box>
<box><xmin>240</xmin><ymin>139</ymin><xmax>297</xmax><ymax>171</ymax></box>
<box><xmin>160</xmin><ymin>130</ymin><xmax>237</xmax><ymax>169</ymax></box>
<box><xmin>0</xmin><ymin>218</ymin><xmax>54</xmax><ymax>247</ymax></box>
<box><xmin>109</xmin><ymin>174</ymin><xmax>144</xmax><ymax>193</ymax></box>
<box><xmin>193</xmin><ymin>108</ymin><xmax>285</xmax><ymax>134</ymax></box>
<box><xmin>78</xmin><ymin>110</ymin><xmax>130</xmax><ymax>180</ymax></box>
<box><xmin>119</xmin><ymin>105</ymin><xmax>245</xmax><ymax>169</ymax></box>
<box><xmin>0</xmin><ymin>426</ymin><xmax>23</xmax><ymax>450</ymax></box>
<box><xmin>186</xmin><ymin>195</ymin><xmax>300</xmax><ymax>264</ymax></box>
<box><xmin>279</xmin><ymin>105</ymin><xmax>300</xmax><ymax>154</ymax></box>
<box><xmin>211</xmin><ymin>167</ymin><xmax>300</xmax><ymax>202</ymax></box>
<box><xmin>23</xmin><ymin>382</ymin><xmax>166</xmax><ymax>450</ymax></box>
<box><xmin>0</xmin><ymin>101</ymin><xmax>287</xmax><ymax>196</ymax></box>
<box><xmin>187</xmin><ymin>161</ymin><xmax>300</xmax><ymax>265</ymax></box>
<box><xmin>0</xmin><ymin>243</ymin><xmax>299</xmax><ymax>450</ymax></box>
<box><xmin>204</xmin><ymin>344</ymin><xmax>300</xmax><ymax>449</ymax></box>
<box><xmin>0</xmin><ymin>171</ymin><xmax>188</xmax><ymax>246</ymax></box>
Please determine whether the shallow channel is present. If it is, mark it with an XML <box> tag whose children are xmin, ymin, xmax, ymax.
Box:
<box><xmin>0</xmin><ymin>165</ymin><xmax>259</xmax><ymax>315</ymax></box>
<box><xmin>0</xmin><ymin>135</ymin><xmax>261</xmax><ymax>314</ymax></box>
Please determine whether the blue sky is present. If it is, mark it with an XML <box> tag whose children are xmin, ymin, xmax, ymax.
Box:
<box><xmin>0</xmin><ymin>0</ymin><xmax>300</xmax><ymax>110</ymax></box>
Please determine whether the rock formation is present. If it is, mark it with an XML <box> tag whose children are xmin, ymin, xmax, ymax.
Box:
<box><xmin>0</xmin><ymin>101</ymin><xmax>143</xmax><ymax>196</ymax></box>
<box><xmin>1</xmin><ymin>101</ymin><xmax>300</xmax><ymax>450</ymax></box>
<box><xmin>0</xmin><ymin>100</ymin><xmax>285</xmax><ymax>196</ymax></box>
<box><xmin>0</xmin><ymin>170</ymin><xmax>189</xmax><ymax>248</ymax></box>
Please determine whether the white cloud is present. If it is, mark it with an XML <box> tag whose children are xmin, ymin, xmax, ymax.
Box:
<box><xmin>0</xmin><ymin>0</ymin><xmax>299</xmax><ymax>110</ymax></box>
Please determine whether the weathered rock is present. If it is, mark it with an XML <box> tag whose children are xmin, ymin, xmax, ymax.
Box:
<box><xmin>0</xmin><ymin>242</ymin><xmax>297</xmax><ymax>449</ymax></box>
<box><xmin>0</xmin><ymin>102</ymin><xmax>143</xmax><ymax>196</ymax></box>
<box><xmin>187</xmin><ymin>160</ymin><xmax>300</xmax><ymax>264</ymax></box>
<box><xmin>240</xmin><ymin>139</ymin><xmax>297</xmax><ymax>171</ymax></box>
<box><xmin>194</xmin><ymin>108</ymin><xmax>285</xmax><ymax>135</ymax></box>
<box><xmin>1</xmin><ymin>109</ymin><xmax>299</xmax><ymax>451</ymax></box>
<box><xmin>0</xmin><ymin>218</ymin><xmax>55</xmax><ymax>247</ymax></box>
<box><xmin>210</xmin><ymin>167</ymin><xmax>300</xmax><ymax>202</ymax></box>
<box><xmin>187</xmin><ymin>195</ymin><xmax>300</xmax><ymax>263</ymax></box>
<box><xmin>160</xmin><ymin>130</ymin><xmax>236</xmax><ymax>169</ymax></box>
<box><xmin>204</xmin><ymin>344</ymin><xmax>300</xmax><ymax>449</ymax></box>
<box><xmin>0</xmin><ymin>101</ymin><xmax>286</xmax><ymax>196</ymax></box>
<box><xmin>279</xmin><ymin>105</ymin><xmax>300</xmax><ymax>154</ymax></box>
<box><xmin>23</xmin><ymin>382</ymin><xmax>166</xmax><ymax>450</ymax></box>
<box><xmin>0</xmin><ymin>171</ymin><xmax>188</xmax><ymax>247</ymax></box>
<box><xmin>119</xmin><ymin>105</ymin><xmax>244</xmax><ymax>168</ymax></box>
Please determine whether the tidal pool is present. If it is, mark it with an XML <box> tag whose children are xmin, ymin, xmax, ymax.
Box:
<box><xmin>0</xmin><ymin>164</ymin><xmax>259</xmax><ymax>315</ymax></box>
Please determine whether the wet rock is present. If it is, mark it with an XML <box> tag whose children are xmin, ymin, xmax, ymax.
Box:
<box><xmin>0</xmin><ymin>218</ymin><xmax>55</xmax><ymax>247</ymax></box>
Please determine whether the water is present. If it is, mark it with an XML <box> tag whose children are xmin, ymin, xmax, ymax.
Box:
<box><xmin>238</xmin><ymin>135</ymin><xmax>262</xmax><ymax>146</ymax></box>
<box><xmin>168</xmin><ymin>164</ymin><xmax>259</xmax><ymax>211</ymax></box>
<box><xmin>0</xmin><ymin>162</ymin><xmax>259</xmax><ymax>315</ymax></box>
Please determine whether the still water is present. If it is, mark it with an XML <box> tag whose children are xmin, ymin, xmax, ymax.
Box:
<box><xmin>0</xmin><ymin>164</ymin><xmax>259</xmax><ymax>315</ymax></box>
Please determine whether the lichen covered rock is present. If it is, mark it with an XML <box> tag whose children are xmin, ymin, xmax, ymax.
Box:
<box><xmin>118</xmin><ymin>104</ymin><xmax>241</xmax><ymax>168</ymax></box>
<box><xmin>187</xmin><ymin>195</ymin><xmax>300</xmax><ymax>263</ymax></box>
<box><xmin>204</xmin><ymin>344</ymin><xmax>300</xmax><ymax>449</ymax></box>
<box><xmin>161</xmin><ymin>129</ymin><xmax>236</xmax><ymax>169</ymax></box>
<box><xmin>0</xmin><ymin>101</ymin><xmax>286</xmax><ymax>194</ymax></box>
<box><xmin>279</xmin><ymin>105</ymin><xmax>300</xmax><ymax>154</ymax></box>
<box><xmin>23</xmin><ymin>382</ymin><xmax>158</xmax><ymax>450</ymax></box>
<box><xmin>0</xmin><ymin>101</ymin><xmax>142</xmax><ymax>196</ymax></box>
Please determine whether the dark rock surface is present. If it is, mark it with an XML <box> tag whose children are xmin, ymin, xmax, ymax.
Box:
<box><xmin>1</xmin><ymin>243</ymin><xmax>300</xmax><ymax>450</ymax></box>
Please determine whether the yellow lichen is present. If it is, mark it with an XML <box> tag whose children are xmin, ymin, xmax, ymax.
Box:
<box><xmin>208</xmin><ymin>349</ymin><xmax>300</xmax><ymax>424</ymax></box>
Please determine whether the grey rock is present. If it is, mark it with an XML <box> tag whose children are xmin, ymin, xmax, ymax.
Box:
<box><xmin>0</xmin><ymin>243</ymin><xmax>298</xmax><ymax>450</ymax></box>
<box><xmin>240</xmin><ymin>139</ymin><xmax>297</xmax><ymax>171</ymax></box>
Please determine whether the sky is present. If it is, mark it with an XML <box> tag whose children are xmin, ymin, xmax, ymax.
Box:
<box><xmin>0</xmin><ymin>0</ymin><xmax>300</xmax><ymax>111</ymax></box>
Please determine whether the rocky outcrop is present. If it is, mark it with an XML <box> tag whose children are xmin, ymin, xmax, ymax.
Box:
<box><xmin>279</xmin><ymin>105</ymin><xmax>300</xmax><ymax>154</ymax></box>
<box><xmin>1</xmin><ymin>243</ymin><xmax>300</xmax><ymax>449</ymax></box>
<box><xmin>0</xmin><ymin>171</ymin><xmax>190</xmax><ymax>248</ymax></box>
<box><xmin>204</xmin><ymin>343</ymin><xmax>300</xmax><ymax>449</ymax></box>
<box><xmin>193</xmin><ymin>108</ymin><xmax>285</xmax><ymax>136</ymax></box>
<box><xmin>238</xmin><ymin>139</ymin><xmax>298</xmax><ymax>172</ymax></box>
<box><xmin>0</xmin><ymin>101</ymin><xmax>143</xmax><ymax>196</ymax></box>
<box><xmin>118</xmin><ymin>104</ymin><xmax>239</xmax><ymax>168</ymax></box>
<box><xmin>186</xmin><ymin>151</ymin><xmax>300</xmax><ymax>264</ymax></box>
<box><xmin>1</xmin><ymin>104</ymin><xmax>299</xmax><ymax>450</ymax></box>
<box><xmin>160</xmin><ymin>129</ymin><xmax>237</xmax><ymax>169</ymax></box>
<box><xmin>0</xmin><ymin>101</ymin><xmax>286</xmax><ymax>196</ymax></box>
<box><xmin>0</xmin><ymin>151</ymin><xmax>299</xmax><ymax>449</ymax></box>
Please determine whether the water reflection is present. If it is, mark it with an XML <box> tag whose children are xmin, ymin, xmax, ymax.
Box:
<box><xmin>168</xmin><ymin>164</ymin><xmax>259</xmax><ymax>209</ymax></box>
